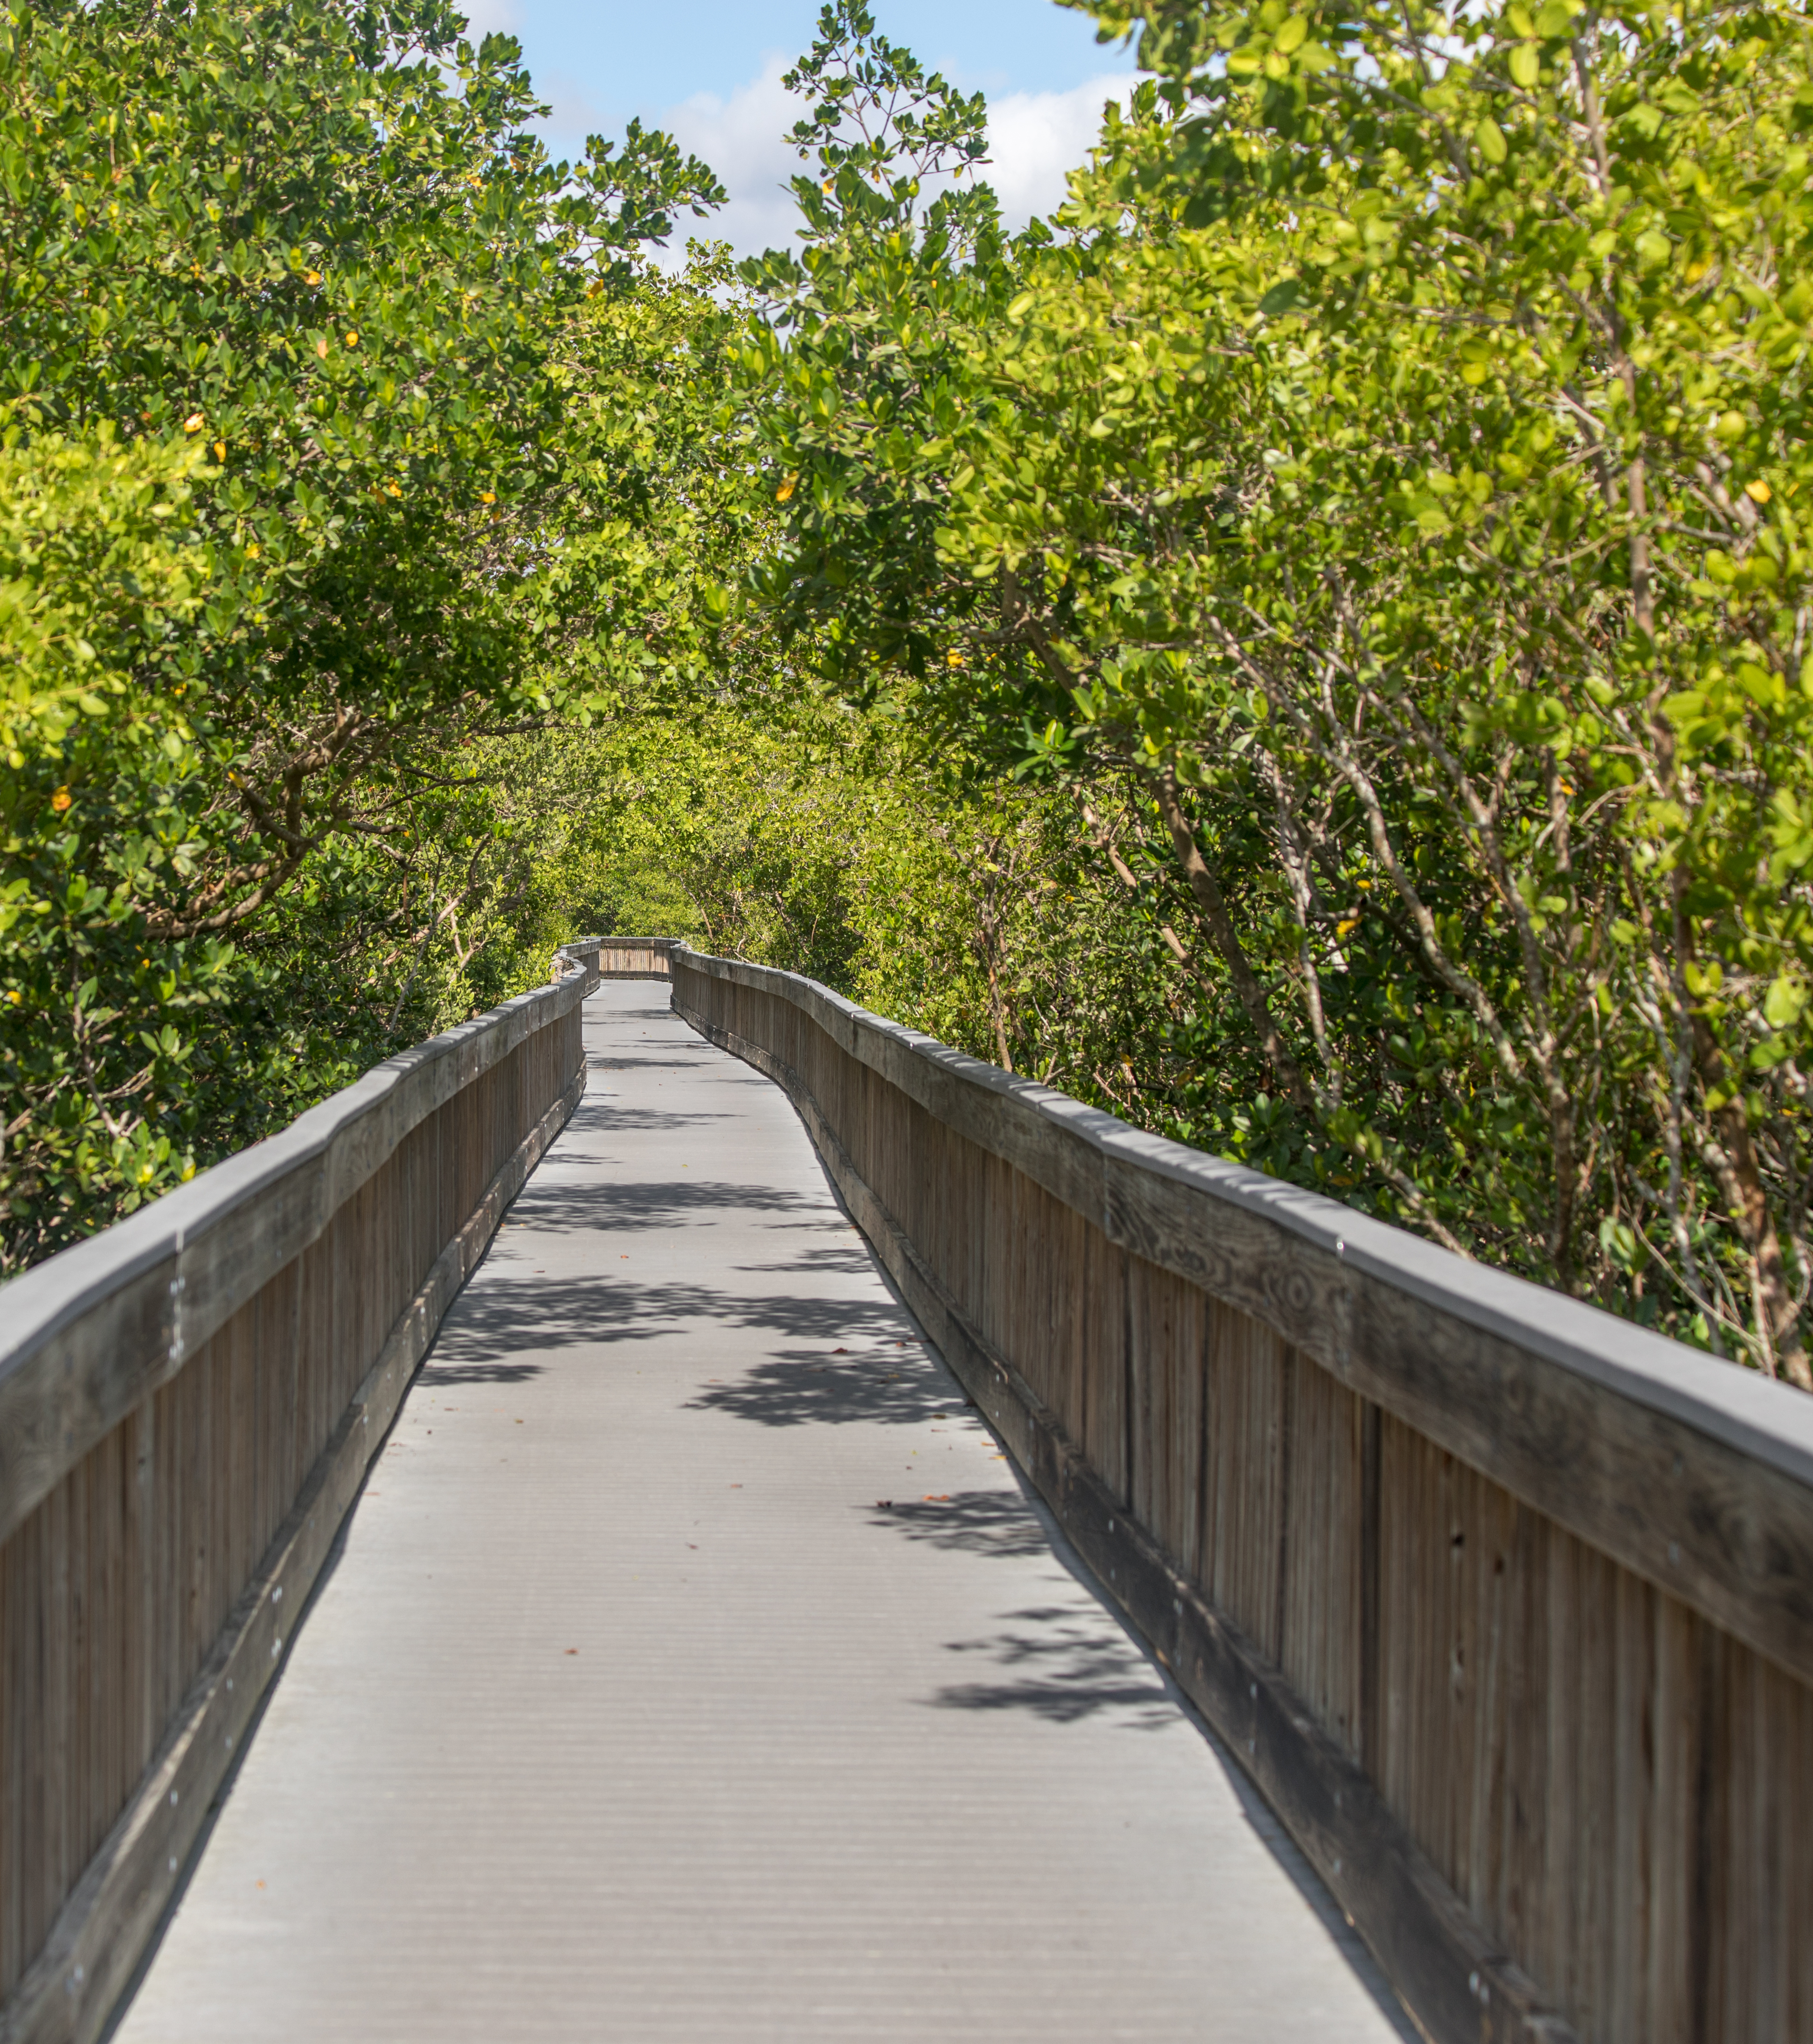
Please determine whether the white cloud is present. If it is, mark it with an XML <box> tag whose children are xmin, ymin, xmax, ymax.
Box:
<box><xmin>983</xmin><ymin>72</ymin><xmax>1133</xmax><ymax>228</ymax></box>
<box><xmin>650</xmin><ymin>57</ymin><xmax>1133</xmax><ymax>266</ymax></box>
<box><xmin>660</xmin><ymin>55</ymin><xmax>809</xmax><ymax>265</ymax></box>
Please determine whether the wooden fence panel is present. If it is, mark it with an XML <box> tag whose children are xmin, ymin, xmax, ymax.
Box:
<box><xmin>671</xmin><ymin>942</ymin><xmax>1813</xmax><ymax>2044</ymax></box>
<box><xmin>1279</xmin><ymin>1351</ymin><xmax>1363</xmax><ymax>1762</ymax></box>
<box><xmin>0</xmin><ymin>934</ymin><xmax>661</xmax><ymax>2044</ymax></box>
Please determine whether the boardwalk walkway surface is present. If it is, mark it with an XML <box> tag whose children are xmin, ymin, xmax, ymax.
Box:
<box><xmin>110</xmin><ymin>983</ymin><xmax>1414</xmax><ymax>2044</ymax></box>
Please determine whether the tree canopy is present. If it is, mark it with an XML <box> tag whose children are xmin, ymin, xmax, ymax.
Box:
<box><xmin>0</xmin><ymin>0</ymin><xmax>718</xmax><ymax>1261</ymax></box>
<box><xmin>730</xmin><ymin>0</ymin><xmax>1813</xmax><ymax>1380</ymax></box>
<box><xmin>9</xmin><ymin>0</ymin><xmax>1813</xmax><ymax>1386</ymax></box>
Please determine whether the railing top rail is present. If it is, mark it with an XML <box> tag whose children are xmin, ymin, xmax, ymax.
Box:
<box><xmin>675</xmin><ymin>943</ymin><xmax>1813</xmax><ymax>1682</ymax></box>
<box><xmin>678</xmin><ymin>945</ymin><xmax>1813</xmax><ymax>1470</ymax></box>
<box><xmin>0</xmin><ymin>971</ymin><xmax>587</xmax><ymax>1548</ymax></box>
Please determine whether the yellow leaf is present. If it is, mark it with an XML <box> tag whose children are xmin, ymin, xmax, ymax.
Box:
<box><xmin>480</xmin><ymin>490</ymin><xmax>496</xmax><ymax>504</ymax></box>
<box><xmin>316</xmin><ymin>337</ymin><xmax>328</xmax><ymax>359</ymax></box>
<box><xmin>50</xmin><ymin>788</ymin><xmax>71</xmax><ymax>812</ymax></box>
<box><xmin>1336</xmin><ymin>916</ymin><xmax>1359</xmax><ymax>938</ymax></box>
<box><xmin>304</xmin><ymin>269</ymin><xmax>321</xmax><ymax>285</ymax></box>
<box><xmin>182</xmin><ymin>412</ymin><xmax>203</xmax><ymax>432</ymax></box>
<box><xmin>775</xmin><ymin>472</ymin><xmax>798</xmax><ymax>503</ymax></box>
<box><xmin>1746</xmin><ymin>478</ymin><xmax>1772</xmax><ymax>503</ymax></box>
<box><xmin>213</xmin><ymin>439</ymin><xmax>226</xmax><ymax>459</ymax></box>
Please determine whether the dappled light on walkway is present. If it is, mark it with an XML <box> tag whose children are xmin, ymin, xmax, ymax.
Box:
<box><xmin>111</xmin><ymin>985</ymin><xmax>1412</xmax><ymax>2044</ymax></box>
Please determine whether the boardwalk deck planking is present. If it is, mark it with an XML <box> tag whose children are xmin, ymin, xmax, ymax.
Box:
<box><xmin>109</xmin><ymin>983</ymin><xmax>1414</xmax><ymax>2044</ymax></box>
<box><xmin>3</xmin><ymin>936</ymin><xmax>1812</xmax><ymax>2042</ymax></box>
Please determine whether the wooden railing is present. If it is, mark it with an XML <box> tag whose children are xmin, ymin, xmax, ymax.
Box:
<box><xmin>588</xmin><ymin>938</ymin><xmax>678</xmax><ymax>979</ymax></box>
<box><xmin>673</xmin><ymin>944</ymin><xmax>1813</xmax><ymax>2044</ymax></box>
<box><xmin>6</xmin><ymin>931</ymin><xmax>1803</xmax><ymax>2044</ymax></box>
<box><xmin>0</xmin><ymin>938</ymin><xmax>655</xmax><ymax>2044</ymax></box>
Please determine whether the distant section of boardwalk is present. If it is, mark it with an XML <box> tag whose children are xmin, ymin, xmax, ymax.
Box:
<box><xmin>110</xmin><ymin>983</ymin><xmax>1413</xmax><ymax>2044</ymax></box>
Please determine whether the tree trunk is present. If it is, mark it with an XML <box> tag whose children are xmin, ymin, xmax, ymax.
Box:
<box><xmin>1149</xmin><ymin>767</ymin><xmax>1309</xmax><ymax>1110</ymax></box>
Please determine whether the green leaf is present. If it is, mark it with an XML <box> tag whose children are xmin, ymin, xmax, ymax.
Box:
<box><xmin>1765</xmin><ymin>975</ymin><xmax>1806</xmax><ymax>1030</ymax></box>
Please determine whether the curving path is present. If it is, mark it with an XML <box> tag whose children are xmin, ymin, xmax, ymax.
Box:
<box><xmin>110</xmin><ymin>982</ymin><xmax>1415</xmax><ymax>2044</ymax></box>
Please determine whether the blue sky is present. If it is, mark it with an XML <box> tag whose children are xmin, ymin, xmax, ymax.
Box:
<box><xmin>463</xmin><ymin>0</ymin><xmax>1141</xmax><ymax>254</ymax></box>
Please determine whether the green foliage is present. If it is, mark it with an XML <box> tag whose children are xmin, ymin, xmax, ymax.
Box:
<box><xmin>531</xmin><ymin>248</ymin><xmax>762</xmax><ymax>716</ymax></box>
<box><xmin>0</xmin><ymin>0</ymin><xmax>720</xmax><ymax>1269</ymax></box>
<box><xmin>736</xmin><ymin>0</ymin><xmax>1813</xmax><ymax>1379</ymax></box>
<box><xmin>0</xmin><ymin>428</ymin><xmax>230</xmax><ymax>1243</ymax></box>
<box><xmin>551</xmin><ymin>696</ymin><xmax>1183</xmax><ymax>1109</ymax></box>
<box><xmin>19</xmin><ymin>0</ymin><xmax>1813</xmax><ymax>1400</ymax></box>
<box><xmin>734</xmin><ymin>2</ymin><xmax>1017</xmax><ymax>693</ymax></box>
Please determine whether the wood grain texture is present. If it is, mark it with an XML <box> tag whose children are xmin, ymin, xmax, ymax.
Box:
<box><xmin>591</xmin><ymin>939</ymin><xmax>677</xmax><ymax>979</ymax></box>
<box><xmin>0</xmin><ymin>979</ymin><xmax>586</xmax><ymax>2035</ymax></box>
<box><xmin>673</xmin><ymin>945</ymin><xmax>1813</xmax><ymax>2044</ymax></box>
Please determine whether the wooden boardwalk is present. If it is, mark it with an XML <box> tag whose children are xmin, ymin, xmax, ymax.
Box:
<box><xmin>108</xmin><ymin>983</ymin><xmax>1414</xmax><ymax>2043</ymax></box>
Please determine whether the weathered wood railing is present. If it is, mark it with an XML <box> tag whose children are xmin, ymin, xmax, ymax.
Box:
<box><xmin>7</xmin><ymin>930</ymin><xmax>1806</xmax><ymax>2044</ymax></box>
<box><xmin>0</xmin><ymin>937</ymin><xmax>668</xmax><ymax>2044</ymax></box>
<box><xmin>673</xmin><ymin>944</ymin><xmax>1813</xmax><ymax>2044</ymax></box>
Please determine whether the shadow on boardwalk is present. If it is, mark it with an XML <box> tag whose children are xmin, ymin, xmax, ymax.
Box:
<box><xmin>850</xmin><ymin>1493</ymin><xmax>1178</xmax><ymax>1730</ymax></box>
<box><xmin>930</xmin><ymin>1601</ymin><xmax>1179</xmax><ymax>1729</ymax></box>
<box><xmin>510</xmin><ymin>1173</ymin><xmax>824</xmax><ymax>1233</ymax></box>
<box><xmin>427</xmin><ymin>1260</ymin><xmax>942</xmax><ymax>1431</ymax></box>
